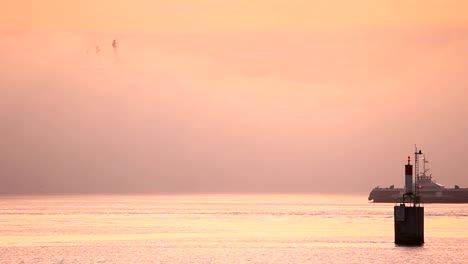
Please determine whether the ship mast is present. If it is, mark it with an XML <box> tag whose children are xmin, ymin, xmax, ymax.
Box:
<box><xmin>414</xmin><ymin>146</ymin><xmax>423</xmax><ymax>197</ymax></box>
<box><xmin>422</xmin><ymin>155</ymin><xmax>425</xmax><ymax>177</ymax></box>
<box><xmin>422</xmin><ymin>155</ymin><xmax>430</xmax><ymax>180</ymax></box>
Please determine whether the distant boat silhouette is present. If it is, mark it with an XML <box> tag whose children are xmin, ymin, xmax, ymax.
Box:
<box><xmin>369</xmin><ymin>150</ymin><xmax>468</xmax><ymax>203</ymax></box>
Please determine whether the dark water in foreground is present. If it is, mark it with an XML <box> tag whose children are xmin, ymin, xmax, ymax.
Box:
<box><xmin>0</xmin><ymin>195</ymin><xmax>467</xmax><ymax>263</ymax></box>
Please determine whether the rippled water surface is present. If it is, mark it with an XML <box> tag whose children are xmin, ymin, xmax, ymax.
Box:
<box><xmin>1</xmin><ymin>195</ymin><xmax>467</xmax><ymax>263</ymax></box>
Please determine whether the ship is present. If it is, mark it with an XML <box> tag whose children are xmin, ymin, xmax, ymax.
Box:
<box><xmin>368</xmin><ymin>148</ymin><xmax>468</xmax><ymax>203</ymax></box>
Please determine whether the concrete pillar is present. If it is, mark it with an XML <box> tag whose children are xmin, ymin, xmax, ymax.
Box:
<box><xmin>394</xmin><ymin>205</ymin><xmax>424</xmax><ymax>245</ymax></box>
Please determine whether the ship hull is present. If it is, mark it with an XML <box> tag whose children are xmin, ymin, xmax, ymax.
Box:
<box><xmin>368</xmin><ymin>188</ymin><xmax>468</xmax><ymax>203</ymax></box>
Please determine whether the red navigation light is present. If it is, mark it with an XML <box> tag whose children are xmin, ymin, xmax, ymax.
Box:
<box><xmin>408</xmin><ymin>156</ymin><xmax>411</xmax><ymax>161</ymax></box>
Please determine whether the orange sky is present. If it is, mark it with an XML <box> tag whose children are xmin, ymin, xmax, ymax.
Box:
<box><xmin>3</xmin><ymin>0</ymin><xmax>468</xmax><ymax>32</ymax></box>
<box><xmin>1</xmin><ymin>1</ymin><xmax>468</xmax><ymax>194</ymax></box>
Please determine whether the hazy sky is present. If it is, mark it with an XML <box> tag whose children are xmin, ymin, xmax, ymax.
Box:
<box><xmin>3</xmin><ymin>0</ymin><xmax>468</xmax><ymax>32</ymax></box>
<box><xmin>1</xmin><ymin>1</ymin><xmax>467</xmax><ymax>194</ymax></box>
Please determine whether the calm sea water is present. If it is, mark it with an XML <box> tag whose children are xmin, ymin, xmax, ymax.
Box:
<box><xmin>0</xmin><ymin>195</ymin><xmax>467</xmax><ymax>264</ymax></box>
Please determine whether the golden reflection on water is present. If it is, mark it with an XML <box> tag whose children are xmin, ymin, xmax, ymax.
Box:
<box><xmin>1</xmin><ymin>194</ymin><xmax>467</xmax><ymax>247</ymax></box>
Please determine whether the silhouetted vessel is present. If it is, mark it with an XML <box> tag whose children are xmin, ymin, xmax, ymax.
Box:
<box><xmin>369</xmin><ymin>152</ymin><xmax>468</xmax><ymax>203</ymax></box>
